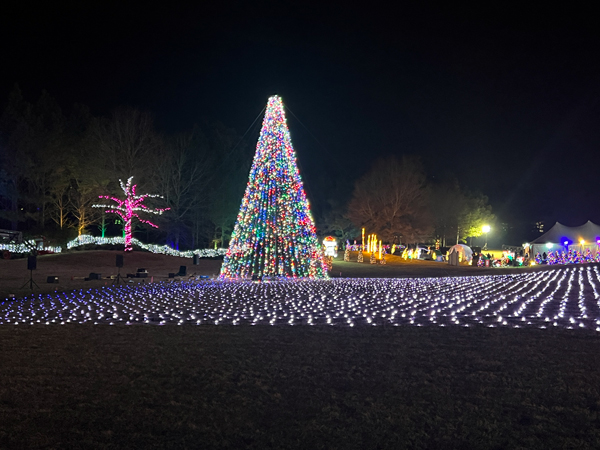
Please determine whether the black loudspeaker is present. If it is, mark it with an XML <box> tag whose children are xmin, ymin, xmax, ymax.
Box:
<box><xmin>27</xmin><ymin>255</ymin><xmax>37</xmax><ymax>270</ymax></box>
<box><xmin>193</xmin><ymin>254</ymin><xmax>199</xmax><ymax>265</ymax></box>
<box><xmin>88</xmin><ymin>273</ymin><xmax>101</xmax><ymax>280</ymax></box>
<box><xmin>47</xmin><ymin>276</ymin><xmax>59</xmax><ymax>284</ymax></box>
<box><xmin>178</xmin><ymin>265</ymin><xmax>187</xmax><ymax>276</ymax></box>
<box><xmin>116</xmin><ymin>254</ymin><xmax>124</xmax><ymax>268</ymax></box>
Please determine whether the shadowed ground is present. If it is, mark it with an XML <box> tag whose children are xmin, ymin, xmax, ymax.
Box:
<box><xmin>1</xmin><ymin>326</ymin><xmax>599</xmax><ymax>449</ymax></box>
<box><xmin>0</xmin><ymin>250</ymin><xmax>223</xmax><ymax>300</ymax></box>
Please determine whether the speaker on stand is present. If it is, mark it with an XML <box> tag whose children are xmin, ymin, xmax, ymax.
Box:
<box><xmin>21</xmin><ymin>254</ymin><xmax>39</xmax><ymax>290</ymax></box>
<box><xmin>114</xmin><ymin>254</ymin><xmax>124</xmax><ymax>285</ymax></box>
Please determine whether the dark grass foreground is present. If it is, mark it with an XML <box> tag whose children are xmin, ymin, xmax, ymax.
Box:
<box><xmin>1</xmin><ymin>326</ymin><xmax>600</xmax><ymax>449</ymax></box>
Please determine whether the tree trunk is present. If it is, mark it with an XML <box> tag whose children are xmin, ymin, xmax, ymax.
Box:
<box><xmin>100</xmin><ymin>212</ymin><xmax>106</xmax><ymax>237</ymax></box>
<box><xmin>11</xmin><ymin>190</ymin><xmax>18</xmax><ymax>230</ymax></box>
<box><xmin>220</xmin><ymin>222</ymin><xmax>226</xmax><ymax>249</ymax></box>
<box><xmin>124</xmin><ymin>218</ymin><xmax>133</xmax><ymax>251</ymax></box>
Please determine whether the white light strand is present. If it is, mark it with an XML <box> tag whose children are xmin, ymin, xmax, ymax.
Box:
<box><xmin>1</xmin><ymin>266</ymin><xmax>599</xmax><ymax>331</ymax></box>
<box><xmin>0</xmin><ymin>240</ymin><xmax>62</xmax><ymax>254</ymax></box>
<box><xmin>65</xmin><ymin>235</ymin><xmax>226</xmax><ymax>258</ymax></box>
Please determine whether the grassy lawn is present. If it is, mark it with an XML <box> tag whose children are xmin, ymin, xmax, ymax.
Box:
<box><xmin>331</xmin><ymin>253</ymin><xmax>557</xmax><ymax>279</ymax></box>
<box><xmin>0</xmin><ymin>249</ymin><xmax>555</xmax><ymax>301</ymax></box>
<box><xmin>0</xmin><ymin>250</ymin><xmax>223</xmax><ymax>300</ymax></box>
<box><xmin>2</xmin><ymin>251</ymin><xmax>599</xmax><ymax>448</ymax></box>
<box><xmin>2</xmin><ymin>325</ymin><xmax>600</xmax><ymax>449</ymax></box>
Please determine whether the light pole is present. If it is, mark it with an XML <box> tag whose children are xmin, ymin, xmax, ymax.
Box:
<box><xmin>482</xmin><ymin>225</ymin><xmax>490</xmax><ymax>250</ymax></box>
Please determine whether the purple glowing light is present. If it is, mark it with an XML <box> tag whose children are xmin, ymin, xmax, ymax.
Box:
<box><xmin>2</xmin><ymin>266</ymin><xmax>600</xmax><ymax>332</ymax></box>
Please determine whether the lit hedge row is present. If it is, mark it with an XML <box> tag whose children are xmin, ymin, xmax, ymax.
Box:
<box><xmin>66</xmin><ymin>235</ymin><xmax>226</xmax><ymax>258</ymax></box>
<box><xmin>0</xmin><ymin>241</ymin><xmax>62</xmax><ymax>255</ymax></box>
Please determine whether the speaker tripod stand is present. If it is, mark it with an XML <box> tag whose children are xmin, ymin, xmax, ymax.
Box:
<box><xmin>113</xmin><ymin>254</ymin><xmax>125</xmax><ymax>285</ymax></box>
<box><xmin>113</xmin><ymin>266</ymin><xmax>125</xmax><ymax>285</ymax></box>
<box><xmin>21</xmin><ymin>269</ymin><xmax>39</xmax><ymax>290</ymax></box>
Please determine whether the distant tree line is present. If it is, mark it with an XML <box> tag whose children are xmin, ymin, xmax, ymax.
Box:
<box><xmin>0</xmin><ymin>86</ymin><xmax>251</xmax><ymax>249</ymax></box>
<box><xmin>0</xmin><ymin>86</ymin><xmax>495</xmax><ymax>250</ymax></box>
<box><xmin>321</xmin><ymin>156</ymin><xmax>495</xmax><ymax>247</ymax></box>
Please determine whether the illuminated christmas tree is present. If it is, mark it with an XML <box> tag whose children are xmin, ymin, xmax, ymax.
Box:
<box><xmin>94</xmin><ymin>177</ymin><xmax>169</xmax><ymax>251</ymax></box>
<box><xmin>220</xmin><ymin>96</ymin><xmax>326</xmax><ymax>279</ymax></box>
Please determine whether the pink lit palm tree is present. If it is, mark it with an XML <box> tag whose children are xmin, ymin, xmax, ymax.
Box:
<box><xmin>94</xmin><ymin>177</ymin><xmax>169</xmax><ymax>251</ymax></box>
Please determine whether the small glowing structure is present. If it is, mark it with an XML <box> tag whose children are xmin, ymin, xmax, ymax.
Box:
<box><xmin>323</xmin><ymin>236</ymin><xmax>338</xmax><ymax>258</ymax></box>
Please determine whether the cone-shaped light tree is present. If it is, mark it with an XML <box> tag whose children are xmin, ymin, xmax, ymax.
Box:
<box><xmin>220</xmin><ymin>96</ymin><xmax>327</xmax><ymax>279</ymax></box>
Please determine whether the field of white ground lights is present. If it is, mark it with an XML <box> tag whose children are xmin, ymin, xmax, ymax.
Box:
<box><xmin>2</xmin><ymin>265</ymin><xmax>600</xmax><ymax>331</ymax></box>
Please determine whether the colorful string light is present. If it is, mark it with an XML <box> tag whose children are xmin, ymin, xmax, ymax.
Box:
<box><xmin>220</xmin><ymin>96</ymin><xmax>327</xmax><ymax>279</ymax></box>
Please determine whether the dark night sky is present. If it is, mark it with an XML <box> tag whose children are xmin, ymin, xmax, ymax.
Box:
<box><xmin>2</xmin><ymin>2</ymin><xmax>599</xmax><ymax>239</ymax></box>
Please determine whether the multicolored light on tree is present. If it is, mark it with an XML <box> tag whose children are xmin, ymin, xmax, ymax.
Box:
<box><xmin>93</xmin><ymin>177</ymin><xmax>169</xmax><ymax>252</ymax></box>
<box><xmin>220</xmin><ymin>96</ymin><xmax>327</xmax><ymax>279</ymax></box>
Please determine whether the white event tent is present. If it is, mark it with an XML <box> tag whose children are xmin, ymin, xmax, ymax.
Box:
<box><xmin>528</xmin><ymin>221</ymin><xmax>600</xmax><ymax>256</ymax></box>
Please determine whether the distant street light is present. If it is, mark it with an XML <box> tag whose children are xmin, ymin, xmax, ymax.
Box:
<box><xmin>482</xmin><ymin>225</ymin><xmax>491</xmax><ymax>250</ymax></box>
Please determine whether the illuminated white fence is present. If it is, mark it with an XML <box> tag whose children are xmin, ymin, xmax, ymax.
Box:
<box><xmin>0</xmin><ymin>240</ymin><xmax>62</xmax><ymax>254</ymax></box>
<box><xmin>66</xmin><ymin>235</ymin><xmax>226</xmax><ymax>258</ymax></box>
